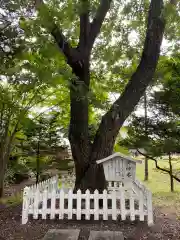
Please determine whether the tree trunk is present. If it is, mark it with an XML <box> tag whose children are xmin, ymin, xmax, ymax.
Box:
<box><xmin>36</xmin><ymin>140</ymin><xmax>40</xmax><ymax>184</ymax></box>
<box><xmin>144</xmin><ymin>91</ymin><xmax>148</xmax><ymax>181</ymax></box>
<box><xmin>69</xmin><ymin>59</ymin><xmax>107</xmax><ymax>193</ymax></box>
<box><xmin>0</xmin><ymin>167</ymin><xmax>5</xmax><ymax>198</ymax></box>
<box><xmin>168</xmin><ymin>153</ymin><xmax>174</xmax><ymax>192</ymax></box>
<box><xmin>0</xmin><ymin>154</ymin><xmax>8</xmax><ymax>198</ymax></box>
<box><xmin>170</xmin><ymin>174</ymin><xmax>174</xmax><ymax>192</ymax></box>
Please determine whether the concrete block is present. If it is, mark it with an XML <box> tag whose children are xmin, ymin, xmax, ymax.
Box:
<box><xmin>42</xmin><ymin>229</ymin><xmax>80</xmax><ymax>240</ymax></box>
<box><xmin>88</xmin><ymin>231</ymin><xmax>124</xmax><ymax>240</ymax></box>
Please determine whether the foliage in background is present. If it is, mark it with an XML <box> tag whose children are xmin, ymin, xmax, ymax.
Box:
<box><xmin>120</xmin><ymin>56</ymin><xmax>180</xmax><ymax>192</ymax></box>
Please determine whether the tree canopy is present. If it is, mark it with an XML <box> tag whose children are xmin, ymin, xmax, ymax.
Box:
<box><xmin>0</xmin><ymin>0</ymin><xmax>179</xmax><ymax>195</ymax></box>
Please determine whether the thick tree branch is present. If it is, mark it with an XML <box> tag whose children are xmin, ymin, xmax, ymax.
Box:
<box><xmin>88</xmin><ymin>0</ymin><xmax>112</xmax><ymax>50</ymax></box>
<box><xmin>79</xmin><ymin>0</ymin><xmax>90</xmax><ymax>51</ymax></box>
<box><xmin>35</xmin><ymin>0</ymin><xmax>82</xmax><ymax>71</ymax></box>
<box><xmin>137</xmin><ymin>149</ymin><xmax>180</xmax><ymax>183</ymax></box>
<box><xmin>91</xmin><ymin>0</ymin><xmax>167</xmax><ymax>160</ymax></box>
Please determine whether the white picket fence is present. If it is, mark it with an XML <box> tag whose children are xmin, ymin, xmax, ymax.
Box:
<box><xmin>22</xmin><ymin>175</ymin><xmax>153</xmax><ymax>226</ymax></box>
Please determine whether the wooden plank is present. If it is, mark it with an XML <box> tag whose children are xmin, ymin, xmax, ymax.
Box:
<box><xmin>130</xmin><ymin>190</ymin><xmax>135</xmax><ymax>221</ymax></box>
<box><xmin>50</xmin><ymin>188</ymin><xmax>56</xmax><ymax>219</ymax></box>
<box><xmin>68</xmin><ymin>189</ymin><xmax>73</xmax><ymax>219</ymax></box>
<box><xmin>22</xmin><ymin>187</ymin><xmax>30</xmax><ymax>224</ymax></box>
<box><xmin>42</xmin><ymin>189</ymin><xmax>48</xmax><ymax>219</ymax></box>
<box><xmin>103</xmin><ymin>190</ymin><xmax>108</xmax><ymax>220</ymax></box>
<box><xmin>77</xmin><ymin>190</ymin><xmax>82</xmax><ymax>220</ymax></box>
<box><xmin>59</xmin><ymin>189</ymin><xmax>64</xmax><ymax>220</ymax></box>
<box><xmin>85</xmin><ymin>189</ymin><xmax>90</xmax><ymax>220</ymax></box>
<box><xmin>111</xmin><ymin>190</ymin><xmax>117</xmax><ymax>220</ymax></box>
<box><xmin>120</xmin><ymin>188</ymin><xmax>126</xmax><ymax>221</ymax></box>
<box><xmin>33</xmin><ymin>186</ymin><xmax>39</xmax><ymax>219</ymax></box>
<box><xmin>94</xmin><ymin>190</ymin><xmax>99</xmax><ymax>220</ymax></box>
<box><xmin>139</xmin><ymin>190</ymin><xmax>144</xmax><ymax>221</ymax></box>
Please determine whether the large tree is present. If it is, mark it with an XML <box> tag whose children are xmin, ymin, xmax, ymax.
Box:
<box><xmin>30</xmin><ymin>0</ymin><xmax>177</xmax><ymax>192</ymax></box>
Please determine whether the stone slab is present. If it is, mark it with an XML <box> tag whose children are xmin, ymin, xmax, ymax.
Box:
<box><xmin>88</xmin><ymin>231</ymin><xmax>124</xmax><ymax>240</ymax></box>
<box><xmin>42</xmin><ymin>229</ymin><xmax>80</xmax><ymax>240</ymax></box>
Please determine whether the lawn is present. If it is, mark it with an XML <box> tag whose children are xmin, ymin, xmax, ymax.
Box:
<box><xmin>136</xmin><ymin>158</ymin><xmax>180</xmax><ymax>215</ymax></box>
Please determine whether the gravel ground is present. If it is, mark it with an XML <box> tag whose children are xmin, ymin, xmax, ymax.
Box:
<box><xmin>0</xmin><ymin>204</ymin><xmax>180</xmax><ymax>240</ymax></box>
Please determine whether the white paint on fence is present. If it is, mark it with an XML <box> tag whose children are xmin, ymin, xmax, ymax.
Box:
<box><xmin>22</xmin><ymin>175</ymin><xmax>153</xmax><ymax>226</ymax></box>
<box><xmin>42</xmin><ymin>189</ymin><xmax>47</xmax><ymax>219</ymax></box>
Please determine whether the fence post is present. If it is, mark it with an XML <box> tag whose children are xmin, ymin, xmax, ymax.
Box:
<box><xmin>147</xmin><ymin>190</ymin><xmax>154</xmax><ymax>226</ymax></box>
<box><xmin>22</xmin><ymin>186</ymin><xmax>30</xmax><ymax>224</ymax></box>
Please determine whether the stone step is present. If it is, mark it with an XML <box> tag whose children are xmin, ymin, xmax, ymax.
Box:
<box><xmin>42</xmin><ymin>229</ymin><xmax>80</xmax><ymax>240</ymax></box>
<box><xmin>42</xmin><ymin>229</ymin><xmax>124</xmax><ymax>240</ymax></box>
<box><xmin>88</xmin><ymin>231</ymin><xmax>124</xmax><ymax>240</ymax></box>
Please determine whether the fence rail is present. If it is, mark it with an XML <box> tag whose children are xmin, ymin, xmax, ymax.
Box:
<box><xmin>22</xmin><ymin>176</ymin><xmax>153</xmax><ymax>226</ymax></box>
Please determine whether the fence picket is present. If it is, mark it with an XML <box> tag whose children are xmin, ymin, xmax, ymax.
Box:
<box><xmin>59</xmin><ymin>189</ymin><xmax>65</xmax><ymax>219</ymax></box>
<box><xmin>68</xmin><ymin>189</ymin><xmax>73</xmax><ymax>219</ymax></box>
<box><xmin>85</xmin><ymin>189</ymin><xmax>90</xmax><ymax>220</ymax></box>
<box><xmin>50</xmin><ymin>188</ymin><xmax>56</xmax><ymax>219</ymax></box>
<box><xmin>103</xmin><ymin>190</ymin><xmax>108</xmax><ymax>220</ymax></box>
<box><xmin>42</xmin><ymin>189</ymin><xmax>48</xmax><ymax>219</ymax></box>
<box><xmin>22</xmin><ymin>187</ymin><xmax>30</xmax><ymax>224</ymax></box>
<box><xmin>139</xmin><ymin>190</ymin><xmax>144</xmax><ymax>221</ymax></box>
<box><xmin>94</xmin><ymin>190</ymin><xmax>99</xmax><ymax>220</ymax></box>
<box><xmin>130</xmin><ymin>190</ymin><xmax>135</xmax><ymax>221</ymax></box>
<box><xmin>112</xmin><ymin>190</ymin><xmax>117</xmax><ymax>220</ymax></box>
<box><xmin>33</xmin><ymin>186</ymin><xmax>39</xmax><ymax>219</ymax></box>
<box><xmin>120</xmin><ymin>187</ymin><xmax>126</xmax><ymax>220</ymax></box>
<box><xmin>77</xmin><ymin>190</ymin><xmax>82</xmax><ymax>220</ymax></box>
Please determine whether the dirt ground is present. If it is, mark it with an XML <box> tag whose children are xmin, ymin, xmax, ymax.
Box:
<box><xmin>0</xmin><ymin>204</ymin><xmax>180</xmax><ymax>240</ymax></box>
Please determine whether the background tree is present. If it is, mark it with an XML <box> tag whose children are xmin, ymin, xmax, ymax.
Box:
<box><xmin>21</xmin><ymin>113</ymin><xmax>67</xmax><ymax>184</ymax></box>
<box><xmin>120</xmin><ymin>56</ymin><xmax>180</xmax><ymax>192</ymax></box>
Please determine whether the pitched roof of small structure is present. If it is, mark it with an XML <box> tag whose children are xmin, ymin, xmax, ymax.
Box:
<box><xmin>96</xmin><ymin>152</ymin><xmax>142</xmax><ymax>165</ymax></box>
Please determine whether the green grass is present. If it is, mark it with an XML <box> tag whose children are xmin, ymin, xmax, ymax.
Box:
<box><xmin>56</xmin><ymin>160</ymin><xmax>74</xmax><ymax>171</ymax></box>
<box><xmin>136</xmin><ymin>159</ymin><xmax>180</xmax><ymax>213</ymax></box>
<box><xmin>0</xmin><ymin>192</ymin><xmax>22</xmax><ymax>206</ymax></box>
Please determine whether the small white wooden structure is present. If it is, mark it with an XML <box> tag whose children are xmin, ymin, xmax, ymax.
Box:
<box><xmin>22</xmin><ymin>153</ymin><xmax>153</xmax><ymax>226</ymax></box>
<box><xmin>96</xmin><ymin>152</ymin><xmax>142</xmax><ymax>188</ymax></box>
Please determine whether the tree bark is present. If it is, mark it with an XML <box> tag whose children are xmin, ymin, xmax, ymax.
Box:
<box><xmin>0</xmin><ymin>159</ymin><xmax>5</xmax><ymax>198</ymax></box>
<box><xmin>144</xmin><ymin>91</ymin><xmax>148</xmax><ymax>181</ymax></box>
<box><xmin>36</xmin><ymin>140</ymin><xmax>40</xmax><ymax>184</ymax></box>
<box><xmin>0</xmin><ymin>153</ymin><xmax>9</xmax><ymax>198</ymax></box>
<box><xmin>168</xmin><ymin>153</ymin><xmax>174</xmax><ymax>192</ymax></box>
<box><xmin>91</xmin><ymin>0</ymin><xmax>166</xmax><ymax>161</ymax></box>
